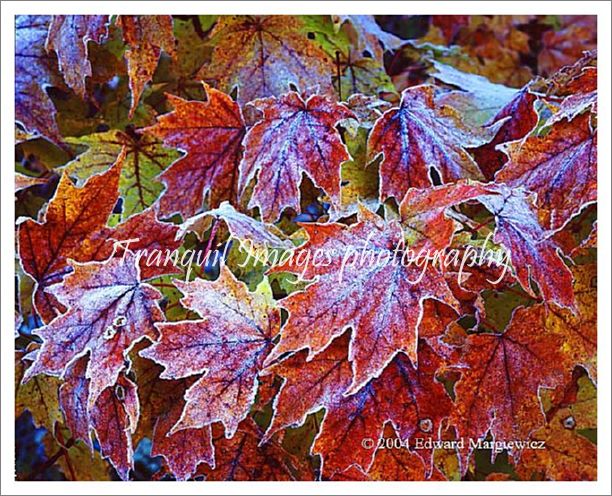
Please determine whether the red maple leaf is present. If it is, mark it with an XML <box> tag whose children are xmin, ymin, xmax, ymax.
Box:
<box><xmin>367</xmin><ymin>85</ymin><xmax>497</xmax><ymax>201</ymax></box>
<box><xmin>451</xmin><ymin>302</ymin><xmax>578</xmax><ymax>471</ymax></box>
<box><xmin>266</xmin><ymin>206</ymin><xmax>459</xmax><ymax>392</ymax></box>
<box><xmin>268</xmin><ymin>333</ymin><xmax>452</xmax><ymax>477</ymax></box>
<box><xmin>239</xmin><ymin>91</ymin><xmax>354</xmax><ymax>222</ymax></box>
<box><xmin>495</xmin><ymin>112</ymin><xmax>597</xmax><ymax>231</ymax></box>
<box><xmin>23</xmin><ymin>253</ymin><xmax>165</xmax><ymax>406</ymax></box>
<box><xmin>197</xmin><ymin>419</ymin><xmax>313</xmax><ymax>480</ymax></box>
<box><xmin>142</xmin><ymin>85</ymin><xmax>246</xmax><ymax>219</ymax></box>
<box><xmin>90</xmin><ymin>375</ymin><xmax>140</xmax><ymax>480</ymax></box>
<box><xmin>141</xmin><ymin>265</ymin><xmax>280</xmax><ymax>436</ymax></box>
<box><xmin>18</xmin><ymin>158</ymin><xmax>181</xmax><ymax>322</ymax></box>
<box><xmin>478</xmin><ymin>187</ymin><xmax>575</xmax><ymax>308</ymax></box>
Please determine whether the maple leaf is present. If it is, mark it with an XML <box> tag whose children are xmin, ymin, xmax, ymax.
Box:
<box><xmin>508</xmin><ymin>264</ymin><xmax>596</xmax><ymax>382</ymax></box>
<box><xmin>399</xmin><ymin>180</ymin><xmax>497</xmax><ymax>251</ymax></box>
<box><xmin>142</xmin><ymin>84</ymin><xmax>245</xmax><ymax>218</ymax></box>
<box><xmin>46</xmin><ymin>15</ymin><xmax>110</xmax><ymax>99</ymax></box>
<box><xmin>15</xmin><ymin>349</ymin><xmax>63</xmax><ymax>433</ymax></box>
<box><xmin>268</xmin><ymin>334</ymin><xmax>452</xmax><ymax>477</ymax></box>
<box><xmin>238</xmin><ymin>91</ymin><xmax>354</xmax><ymax>222</ymax></box>
<box><xmin>266</xmin><ymin>206</ymin><xmax>459</xmax><ymax>392</ymax></box>
<box><xmin>451</xmin><ymin>302</ymin><xmax>578</xmax><ymax>471</ymax></box>
<box><xmin>179</xmin><ymin>201</ymin><xmax>292</xmax><ymax>249</ymax></box>
<box><xmin>58</xmin><ymin>356</ymin><xmax>92</xmax><ymax>448</ymax></box>
<box><xmin>96</xmin><ymin>208</ymin><xmax>183</xmax><ymax>280</ymax></box>
<box><xmin>90</xmin><ymin>375</ymin><xmax>139</xmax><ymax>480</ymax></box>
<box><xmin>198</xmin><ymin>419</ymin><xmax>313</xmax><ymax>480</ymax></box>
<box><xmin>538</xmin><ymin>16</ymin><xmax>596</xmax><ymax>77</ymax></box>
<box><xmin>18</xmin><ymin>156</ymin><xmax>124</xmax><ymax>322</ymax></box>
<box><xmin>263</xmin><ymin>332</ymin><xmax>353</xmax><ymax>439</ymax></box>
<box><xmin>368</xmin><ymin>424</ymin><xmax>447</xmax><ymax>481</ymax></box>
<box><xmin>314</xmin><ymin>348</ymin><xmax>452</xmax><ymax>477</ymax></box>
<box><xmin>152</xmin><ymin>400</ymin><xmax>214</xmax><ymax>480</ymax></box>
<box><xmin>367</xmin><ymin>85</ymin><xmax>497</xmax><ymax>201</ymax></box>
<box><xmin>116</xmin><ymin>15</ymin><xmax>176</xmax><ymax>117</ymax></box>
<box><xmin>15</xmin><ymin>15</ymin><xmax>64</xmax><ymax>144</ymax></box>
<box><xmin>126</xmin><ymin>348</ymin><xmax>215</xmax><ymax>480</ymax></box>
<box><xmin>332</xmin><ymin>127</ymin><xmax>380</xmax><ymax>220</ymax></box>
<box><xmin>11</xmin><ymin>13</ymin><xmax>601</xmax><ymax>482</ymax></box>
<box><xmin>23</xmin><ymin>253</ymin><xmax>165</xmax><ymax>406</ymax></box>
<box><xmin>548</xmin><ymin>66</ymin><xmax>597</xmax><ymax>124</ymax></box>
<box><xmin>18</xmin><ymin>158</ymin><xmax>181</xmax><ymax>321</ymax></box>
<box><xmin>56</xmin><ymin>353</ymin><xmax>139</xmax><ymax>480</ymax></box>
<box><xmin>495</xmin><ymin>112</ymin><xmax>597</xmax><ymax>231</ymax></box>
<box><xmin>517</xmin><ymin>372</ymin><xmax>597</xmax><ymax>480</ymax></box>
<box><xmin>334</xmin><ymin>49</ymin><xmax>397</xmax><ymax>100</ymax></box>
<box><xmin>141</xmin><ymin>266</ymin><xmax>279</xmax><ymax>437</ymax></box>
<box><xmin>199</xmin><ymin>15</ymin><xmax>335</xmax><ymax>104</ymax></box>
<box><xmin>433</xmin><ymin>61</ymin><xmax>518</xmax><ymax>127</ymax></box>
<box><xmin>334</xmin><ymin>15</ymin><xmax>403</xmax><ymax>63</ymax></box>
<box><xmin>63</xmin><ymin>129</ymin><xmax>179</xmax><ymax>219</ymax></box>
<box><xmin>517</xmin><ymin>410</ymin><xmax>597</xmax><ymax>481</ymax></box>
<box><xmin>478</xmin><ymin>187</ymin><xmax>575</xmax><ymax>308</ymax></box>
<box><xmin>471</xmin><ymin>87</ymin><xmax>539</xmax><ymax>180</ymax></box>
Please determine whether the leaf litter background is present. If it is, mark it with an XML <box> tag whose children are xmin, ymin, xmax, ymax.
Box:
<box><xmin>14</xmin><ymin>14</ymin><xmax>597</xmax><ymax>481</ymax></box>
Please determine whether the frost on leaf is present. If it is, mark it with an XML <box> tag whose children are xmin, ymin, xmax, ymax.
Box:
<box><xmin>16</xmin><ymin>15</ymin><xmax>64</xmax><ymax>144</ymax></box>
<box><xmin>116</xmin><ymin>15</ymin><xmax>176</xmax><ymax>117</ymax></box>
<box><xmin>368</xmin><ymin>85</ymin><xmax>497</xmax><ymax>201</ymax></box>
<box><xmin>479</xmin><ymin>187</ymin><xmax>575</xmax><ymax>308</ymax></box>
<box><xmin>197</xmin><ymin>419</ymin><xmax>313</xmax><ymax>481</ymax></box>
<box><xmin>495</xmin><ymin>112</ymin><xmax>597</xmax><ymax>231</ymax></box>
<box><xmin>18</xmin><ymin>157</ymin><xmax>124</xmax><ymax>322</ymax></box>
<box><xmin>239</xmin><ymin>91</ymin><xmax>354</xmax><ymax>222</ymax></box>
<box><xmin>142</xmin><ymin>85</ymin><xmax>245</xmax><ymax>218</ymax></box>
<box><xmin>200</xmin><ymin>15</ymin><xmax>335</xmax><ymax>104</ymax></box>
<box><xmin>23</xmin><ymin>253</ymin><xmax>165</xmax><ymax>406</ymax></box>
<box><xmin>312</xmin><ymin>342</ymin><xmax>452</xmax><ymax>477</ymax></box>
<box><xmin>90</xmin><ymin>375</ymin><xmax>139</xmax><ymax>480</ymax></box>
<box><xmin>62</xmin><ymin>129</ymin><xmax>179</xmax><ymax>219</ymax></box>
<box><xmin>46</xmin><ymin>15</ymin><xmax>110</xmax><ymax>99</ymax></box>
<box><xmin>18</xmin><ymin>157</ymin><xmax>181</xmax><ymax>321</ymax></box>
<box><xmin>267</xmin><ymin>206</ymin><xmax>459</xmax><ymax>392</ymax></box>
<box><xmin>451</xmin><ymin>303</ymin><xmax>578</xmax><ymax>470</ymax></box>
<box><xmin>141</xmin><ymin>266</ymin><xmax>279</xmax><ymax>437</ymax></box>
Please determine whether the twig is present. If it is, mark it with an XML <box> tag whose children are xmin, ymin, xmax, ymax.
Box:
<box><xmin>25</xmin><ymin>437</ymin><xmax>75</xmax><ymax>481</ymax></box>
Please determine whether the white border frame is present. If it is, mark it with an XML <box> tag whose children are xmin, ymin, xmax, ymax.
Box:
<box><xmin>1</xmin><ymin>2</ymin><xmax>610</xmax><ymax>495</ymax></box>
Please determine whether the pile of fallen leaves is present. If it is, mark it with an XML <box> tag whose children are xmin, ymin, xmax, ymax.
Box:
<box><xmin>15</xmin><ymin>15</ymin><xmax>596</xmax><ymax>481</ymax></box>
